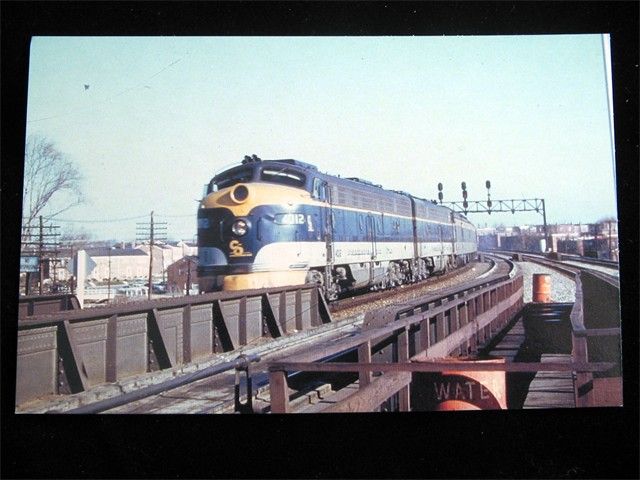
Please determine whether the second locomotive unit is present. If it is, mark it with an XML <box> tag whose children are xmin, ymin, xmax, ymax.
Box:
<box><xmin>197</xmin><ymin>156</ymin><xmax>477</xmax><ymax>300</ymax></box>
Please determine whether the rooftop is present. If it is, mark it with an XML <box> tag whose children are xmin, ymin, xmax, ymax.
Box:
<box><xmin>85</xmin><ymin>247</ymin><xmax>148</xmax><ymax>257</ymax></box>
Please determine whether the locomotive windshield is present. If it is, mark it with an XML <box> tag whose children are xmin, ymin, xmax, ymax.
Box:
<box><xmin>208</xmin><ymin>166</ymin><xmax>254</xmax><ymax>193</ymax></box>
<box><xmin>260</xmin><ymin>167</ymin><xmax>306</xmax><ymax>189</ymax></box>
<box><xmin>206</xmin><ymin>163</ymin><xmax>307</xmax><ymax>194</ymax></box>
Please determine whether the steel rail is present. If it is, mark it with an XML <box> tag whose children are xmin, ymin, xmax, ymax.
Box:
<box><xmin>271</xmin><ymin>260</ymin><xmax>520</xmax><ymax>368</ymax></box>
<box><xmin>267</xmin><ymin>269</ymin><xmax>524</xmax><ymax>412</ymax></box>
<box><xmin>556</xmin><ymin>252</ymin><xmax>618</xmax><ymax>268</ymax></box>
<box><xmin>486</xmin><ymin>249</ymin><xmax>618</xmax><ymax>268</ymax></box>
<box><xmin>18</xmin><ymin>258</ymin><xmax>514</xmax><ymax>410</ymax></box>
<box><xmin>518</xmin><ymin>253</ymin><xmax>620</xmax><ymax>288</ymax></box>
<box><xmin>59</xmin><ymin>353</ymin><xmax>260</xmax><ymax>414</ymax></box>
<box><xmin>486</xmin><ymin>249</ymin><xmax>618</xmax><ymax>281</ymax></box>
<box><xmin>329</xmin><ymin>261</ymin><xmax>485</xmax><ymax>313</ymax></box>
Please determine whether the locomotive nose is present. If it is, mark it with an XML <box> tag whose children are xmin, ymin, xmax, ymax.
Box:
<box><xmin>230</xmin><ymin>184</ymin><xmax>250</xmax><ymax>204</ymax></box>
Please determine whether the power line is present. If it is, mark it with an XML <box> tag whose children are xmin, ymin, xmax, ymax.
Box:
<box><xmin>27</xmin><ymin>56</ymin><xmax>186</xmax><ymax>124</ymax></box>
<box><xmin>53</xmin><ymin>215</ymin><xmax>151</xmax><ymax>223</ymax></box>
<box><xmin>52</xmin><ymin>213</ymin><xmax>197</xmax><ymax>224</ymax></box>
<box><xmin>155</xmin><ymin>214</ymin><xmax>197</xmax><ymax>219</ymax></box>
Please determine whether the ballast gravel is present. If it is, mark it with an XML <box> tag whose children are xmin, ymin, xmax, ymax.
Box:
<box><xmin>515</xmin><ymin>261</ymin><xmax>576</xmax><ymax>303</ymax></box>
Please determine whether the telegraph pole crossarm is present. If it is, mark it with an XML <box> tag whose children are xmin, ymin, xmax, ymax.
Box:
<box><xmin>136</xmin><ymin>211</ymin><xmax>168</xmax><ymax>300</ymax></box>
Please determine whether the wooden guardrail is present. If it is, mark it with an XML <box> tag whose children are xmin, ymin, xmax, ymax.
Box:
<box><xmin>267</xmin><ymin>262</ymin><xmax>623</xmax><ymax>413</ymax></box>
<box><xmin>15</xmin><ymin>285</ymin><xmax>331</xmax><ymax>406</ymax></box>
<box><xmin>570</xmin><ymin>270</ymin><xmax>622</xmax><ymax>407</ymax></box>
<box><xmin>506</xmin><ymin>251</ymin><xmax>622</xmax><ymax>406</ymax></box>
<box><xmin>268</xmin><ymin>269</ymin><xmax>526</xmax><ymax>413</ymax></box>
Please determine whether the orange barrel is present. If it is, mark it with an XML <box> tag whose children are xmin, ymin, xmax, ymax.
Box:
<box><xmin>532</xmin><ymin>273</ymin><xmax>552</xmax><ymax>302</ymax></box>
<box><xmin>414</xmin><ymin>356</ymin><xmax>507</xmax><ymax>411</ymax></box>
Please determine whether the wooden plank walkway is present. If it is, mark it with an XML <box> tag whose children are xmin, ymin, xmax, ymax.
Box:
<box><xmin>523</xmin><ymin>354</ymin><xmax>576</xmax><ymax>409</ymax></box>
<box><xmin>486</xmin><ymin>318</ymin><xmax>526</xmax><ymax>363</ymax></box>
<box><xmin>297</xmin><ymin>319</ymin><xmax>581</xmax><ymax>413</ymax></box>
<box><xmin>296</xmin><ymin>383</ymin><xmax>360</xmax><ymax>413</ymax></box>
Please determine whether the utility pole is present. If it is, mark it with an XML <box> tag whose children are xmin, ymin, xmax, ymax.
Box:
<box><xmin>107</xmin><ymin>248</ymin><xmax>112</xmax><ymax>302</ymax></box>
<box><xmin>608</xmin><ymin>220</ymin><xmax>613</xmax><ymax>260</ymax></box>
<box><xmin>21</xmin><ymin>216</ymin><xmax>60</xmax><ymax>295</ymax></box>
<box><xmin>186</xmin><ymin>259</ymin><xmax>191</xmax><ymax>296</ymax></box>
<box><xmin>69</xmin><ymin>245</ymin><xmax>75</xmax><ymax>295</ymax></box>
<box><xmin>148</xmin><ymin>211</ymin><xmax>154</xmax><ymax>300</ymax></box>
<box><xmin>136</xmin><ymin>211</ymin><xmax>167</xmax><ymax>300</ymax></box>
<box><xmin>39</xmin><ymin>216</ymin><xmax>44</xmax><ymax>294</ymax></box>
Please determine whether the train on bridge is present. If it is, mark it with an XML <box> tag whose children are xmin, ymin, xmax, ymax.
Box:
<box><xmin>197</xmin><ymin>156</ymin><xmax>477</xmax><ymax>300</ymax></box>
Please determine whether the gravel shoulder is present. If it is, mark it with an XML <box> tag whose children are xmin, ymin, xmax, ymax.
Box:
<box><xmin>515</xmin><ymin>261</ymin><xmax>576</xmax><ymax>303</ymax></box>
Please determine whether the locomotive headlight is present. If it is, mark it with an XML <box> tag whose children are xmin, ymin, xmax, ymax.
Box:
<box><xmin>232</xmin><ymin>219</ymin><xmax>249</xmax><ymax>236</ymax></box>
<box><xmin>230</xmin><ymin>184</ymin><xmax>249</xmax><ymax>204</ymax></box>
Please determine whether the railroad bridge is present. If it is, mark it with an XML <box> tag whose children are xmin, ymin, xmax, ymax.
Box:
<box><xmin>14</xmin><ymin>254</ymin><xmax>622</xmax><ymax>414</ymax></box>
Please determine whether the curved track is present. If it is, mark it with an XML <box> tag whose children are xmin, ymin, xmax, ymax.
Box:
<box><xmin>21</xmin><ymin>257</ymin><xmax>513</xmax><ymax>414</ymax></box>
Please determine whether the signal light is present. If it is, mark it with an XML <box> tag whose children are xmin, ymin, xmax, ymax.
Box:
<box><xmin>461</xmin><ymin>182</ymin><xmax>467</xmax><ymax>191</ymax></box>
<box><xmin>438</xmin><ymin>192</ymin><xmax>443</xmax><ymax>202</ymax></box>
<box><xmin>463</xmin><ymin>200</ymin><xmax>468</xmax><ymax>209</ymax></box>
<box><xmin>437</xmin><ymin>183</ymin><xmax>443</xmax><ymax>191</ymax></box>
<box><xmin>486</xmin><ymin>180</ymin><xmax>491</xmax><ymax>189</ymax></box>
<box><xmin>463</xmin><ymin>191</ymin><xmax>468</xmax><ymax>200</ymax></box>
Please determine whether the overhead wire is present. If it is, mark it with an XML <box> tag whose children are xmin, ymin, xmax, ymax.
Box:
<box><xmin>52</xmin><ymin>214</ymin><xmax>151</xmax><ymax>223</ymax></box>
<box><xmin>52</xmin><ymin>212</ymin><xmax>197</xmax><ymax>223</ymax></box>
<box><xmin>27</xmin><ymin>55</ymin><xmax>186</xmax><ymax>124</ymax></box>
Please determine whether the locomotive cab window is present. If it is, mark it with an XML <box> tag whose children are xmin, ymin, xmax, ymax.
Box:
<box><xmin>210</xmin><ymin>167</ymin><xmax>254</xmax><ymax>192</ymax></box>
<box><xmin>312</xmin><ymin>178</ymin><xmax>328</xmax><ymax>201</ymax></box>
<box><xmin>261</xmin><ymin>167</ymin><xmax>306</xmax><ymax>188</ymax></box>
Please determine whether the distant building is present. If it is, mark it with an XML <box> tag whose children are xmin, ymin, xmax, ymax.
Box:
<box><xmin>136</xmin><ymin>240</ymin><xmax>198</xmax><ymax>280</ymax></box>
<box><xmin>478</xmin><ymin>234</ymin><xmax>499</xmax><ymax>250</ymax></box>
<box><xmin>84</xmin><ymin>247</ymin><xmax>150</xmax><ymax>281</ymax></box>
<box><xmin>477</xmin><ymin>220</ymin><xmax>618</xmax><ymax>260</ymax></box>
<box><xmin>22</xmin><ymin>239</ymin><xmax>199</xmax><ymax>293</ymax></box>
<box><xmin>166</xmin><ymin>256</ymin><xmax>199</xmax><ymax>294</ymax></box>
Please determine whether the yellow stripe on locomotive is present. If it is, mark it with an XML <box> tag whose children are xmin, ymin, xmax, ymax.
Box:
<box><xmin>200</xmin><ymin>179</ymin><xmax>325</xmax><ymax>216</ymax></box>
<box><xmin>197</xmin><ymin>156</ymin><xmax>478</xmax><ymax>298</ymax></box>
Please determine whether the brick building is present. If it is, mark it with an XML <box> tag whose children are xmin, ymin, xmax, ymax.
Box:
<box><xmin>166</xmin><ymin>255</ymin><xmax>199</xmax><ymax>294</ymax></box>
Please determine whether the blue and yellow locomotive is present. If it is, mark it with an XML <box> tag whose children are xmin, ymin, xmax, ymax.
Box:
<box><xmin>197</xmin><ymin>156</ymin><xmax>477</xmax><ymax>300</ymax></box>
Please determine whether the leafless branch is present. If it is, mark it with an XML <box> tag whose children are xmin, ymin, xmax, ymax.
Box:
<box><xmin>22</xmin><ymin>135</ymin><xmax>84</xmax><ymax>244</ymax></box>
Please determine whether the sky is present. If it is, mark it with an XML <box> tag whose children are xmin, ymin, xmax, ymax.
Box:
<box><xmin>24</xmin><ymin>35</ymin><xmax>618</xmax><ymax>241</ymax></box>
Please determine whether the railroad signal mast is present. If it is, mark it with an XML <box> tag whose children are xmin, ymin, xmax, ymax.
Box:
<box><xmin>136</xmin><ymin>211</ymin><xmax>168</xmax><ymax>299</ymax></box>
<box><xmin>437</xmin><ymin>180</ymin><xmax>549</xmax><ymax>251</ymax></box>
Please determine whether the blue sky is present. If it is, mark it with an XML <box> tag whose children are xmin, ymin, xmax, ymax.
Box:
<box><xmin>25</xmin><ymin>35</ymin><xmax>617</xmax><ymax>240</ymax></box>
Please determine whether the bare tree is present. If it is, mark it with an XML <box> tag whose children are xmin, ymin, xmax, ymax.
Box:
<box><xmin>22</xmin><ymin>135</ymin><xmax>83</xmax><ymax>241</ymax></box>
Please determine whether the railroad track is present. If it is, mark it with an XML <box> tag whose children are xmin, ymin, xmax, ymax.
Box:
<box><xmin>330</xmin><ymin>259</ymin><xmax>498</xmax><ymax>320</ymax></box>
<box><xmin>111</xmin><ymin>257</ymin><xmax>512</xmax><ymax>414</ymax></box>
<box><xmin>522</xmin><ymin>253</ymin><xmax>618</xmax><ymax>286</ymax></box>
<box><xmin>487</xmin><ymin>250</ymin><xmax>619</xmax><ymax>284</ymax></box>
<box><xmin>20</xmin><ymin>256</ymin><xmax>509</xmax><ymax>414</ymax></box>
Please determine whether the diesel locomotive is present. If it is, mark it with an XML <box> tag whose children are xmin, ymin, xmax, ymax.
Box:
<box><xmin>197</xmin><ymin>156</ymin><xmax>477</xmax><ymax>300</ymax></box>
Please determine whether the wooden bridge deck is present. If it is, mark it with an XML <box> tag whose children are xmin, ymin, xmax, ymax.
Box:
<box><xmin>523</xmin><ymin>354</ymin><xmax>576</xmax><ymax>409</ymax></box>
